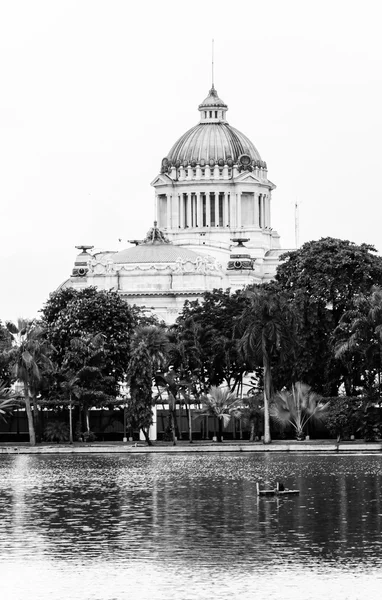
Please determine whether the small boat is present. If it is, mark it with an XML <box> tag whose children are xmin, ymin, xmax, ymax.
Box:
<box><xmin>256</xmin><ymin>482</ymin><xmax>299</xmax><ymax>497</ymax></box>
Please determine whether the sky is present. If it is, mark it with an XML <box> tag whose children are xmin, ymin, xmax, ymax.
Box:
<box><xmin>1</xmin><ymin>0</ymin><xmax>381</xmax><ymax>323</ymax></box>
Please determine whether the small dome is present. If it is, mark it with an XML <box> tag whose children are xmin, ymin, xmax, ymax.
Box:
<box><xmin>113</xmin><ymin>244</ymin><xmax>202</xmax><ymax>264</ymax></box>
<box><xmin>113</xmin><ymin>222</ymin><xmax>206</xmax><ymax>264</ymax></box>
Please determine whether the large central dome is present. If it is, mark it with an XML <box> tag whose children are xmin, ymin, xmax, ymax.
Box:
<box><xmin>162</xmin><ymin>85</ymin><xmax>265</xmax><ymax>171</ymax></box>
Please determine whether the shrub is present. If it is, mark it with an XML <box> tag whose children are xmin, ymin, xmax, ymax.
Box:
<box><xmin>44</xmin><ymin>421</ymin><xmax>70</xmax><ymax>443</ymax></box>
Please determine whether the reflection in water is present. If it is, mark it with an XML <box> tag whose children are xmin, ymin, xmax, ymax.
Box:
<box><xmin>1</xmin><ymin>453</ymin><xmax>382</xmax><ymax>599</ymax></box>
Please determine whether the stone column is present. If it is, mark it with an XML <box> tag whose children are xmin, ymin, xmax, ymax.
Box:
<box><xmin>224</xmin><ymin>192</ymin><xmax>229</xmax><ymax>226</ymax></box>
<box><xmin>254</xmin><ymin>192</ymin><xmax>259</xmax><ymax>228</ymax></box>
<box><xmin>166</xmin><ymin>195</ymin><xmax>171</xmax><ymax>229</ymax></box>
<box><xmin>155</xmin><ymin>194</ymin><xmax>158</xmax><ymax>223</ymax></box>
<box><xmin>262</xmin><ymin>195</ymin><xmax>266</xmax><ymax>228</ymax></box>
<box><xmin>179</xmin><ymin>193</ymin><xmax>184</xmax><ymax>228</ymax></box>
<box><xmin>237</xmin><ymin>192</ymin><xmax>242</xmax><ymax>227</ymax></box>
<box><xmin>196</xmin><ymin>192</ymin><xmax>202</xmax><ymax>227</ymax></box>
<box><xmin>229</xmin><ymin>192</ymin><xmax>235</xmax><ymax>227</ymax></box>
<box><xmin>172</xmin><ymin>195</ymin><xmax>179</xmax><ymax>229</ymax></box>
<box><xmin>206</xmin><ymin>193</ymin><xmax>211</xmax><ymax>227</ymax></box>
<box><xmin>186</xmin><ymin>193</ymin><xmax>192</xmax><ymax>228</ymax></box>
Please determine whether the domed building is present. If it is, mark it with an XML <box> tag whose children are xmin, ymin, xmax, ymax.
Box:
<box><xmin>151</xmin><ymin>85</ymin><xmax>282</xmax><ymax>281</ymax></box>
<box><xmin>62</xmin><ymin>84</ymin><xmax>284</xmax><ymax>323</ymax></box>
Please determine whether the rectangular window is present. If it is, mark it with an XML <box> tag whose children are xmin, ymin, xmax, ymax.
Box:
<box><xmin>209</xmin><ymin>111</ymin><xmax>212</xmax><ymax>118</ymax></box>
<box><xmin>202</xmin><ymin>195</ymin><xmax>206</xmax><ymax>227</ymax></box>
<box><xmin>215</xmin><ymin>111</ymin><xmax>218</xmax><ymax>118</ymax></box>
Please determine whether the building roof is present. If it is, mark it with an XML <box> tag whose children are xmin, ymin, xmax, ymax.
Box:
<box><xmin>198</xmin><ymin>85</ymin><xmax>228</xmax><ymax>109</ymax></box>
<box><xmin>113</xmin><ymin>243</ymin><xmax>202</xmax><ymax>264</ymax></box>
<box><xmin>166</xmin><ymin>123</ymin><xmax>262</xmax><ymax>166</ymax></box>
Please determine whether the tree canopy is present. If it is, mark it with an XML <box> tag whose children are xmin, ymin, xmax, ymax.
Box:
<box><xmin>40</xmin><ymin>287</ymin><xmax>139</xmax><ymax>399</ymax></box>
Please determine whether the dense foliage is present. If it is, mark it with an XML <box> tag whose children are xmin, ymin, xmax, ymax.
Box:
<box><xmin>41</xmin><ymin>288</ymin><xmax>138</xmax><ymax>399</ymax></box>
<box><xmin>2</xmin><ymin>236</ymin><xmax>382</xmax><ymax>445</ymax></box>
<box><xmin>275</xmin><ymin>238</ymin><xmax>382</xmax><ymax>395</ymax></box>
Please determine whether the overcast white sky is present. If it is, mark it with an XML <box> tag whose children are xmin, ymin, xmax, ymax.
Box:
<box><xmin>1</xmin><ymin>0</ymin><xmax>381</xmax><ymax>323</ymax></box>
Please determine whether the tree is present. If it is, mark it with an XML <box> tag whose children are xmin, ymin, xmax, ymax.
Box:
<box><xmin>325</xmin><ymin>397</ymin><xmax>362</xmax><ymax>441</ymax></box>
<box><xmin>126</xmin><ymin>326</ymin><xmax>170</xmax><ymax>445</ymax></box>
<box><xmin>61</xmin><ymin>333</ymin><xmax>109</xmax><ymax>441</ymax></box>
<box><xmin>4</xmin><ymin>319</ymin><xmax>53</xmax><ymax>445</ymax></box>
<box><xmin>155</xmin><ymin>370</ymin><xmax>197</xmax><ymax>445</ymax></box>
<box><xmin>171</xmin><ymin>289</ymin><xmax>250</xmax><ymax>393</ymax></box>
<box><xmin>0</xmin><ymin>381</ymin><xmax>18</xmax><ymax>423</ymax></box>
<box><xmin>238</xmin><ymin>288</ymin><xmax>294</xmax><ymax>444</ymax></box>
<box><xmin>41</xmin><ymin>288</ymin><xmax>138</xmax><ymax>402</ymax></box>
<box><xmin>0</xmin><ymin>322</ymin><xmax>13</xmax><ymax>387</ymax></box>
<box><xmin>195</xmin><ymin>386</ymin><xmax>238</xmax><ymax>442</ymax></box>
<box><xmin>231</xmin><ymin>393</ymin><xmax>263</xmax><ymax>441</ymax></box>
<box><xmin>276</xmin><ymin>238</ymin><xmax>382</xmax><ymax>395</ymax></box>
<box><xmin>270</xmin><ymin>382</ymin><xmax>328</xmax><ymax>440</ymax></box>
<box><xmin>335</xmin><ymin>287</ymin><xmax>382</xmax><ymax>397</ymax></box>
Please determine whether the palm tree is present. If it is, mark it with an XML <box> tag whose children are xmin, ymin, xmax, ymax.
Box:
<box><xmin>238</xmin><ymin>288</ymin><xmax>293</xmax><ymax>444</ymax></box>
<box><xmin>270</xmin><ymin>382</ymin><xmax>328</xmax><ymax>440</ymax></box>
<box><xmin>63</xmin><ymin>332</ymin><xmax>106</xmax><ymax>439</ymax></box>
<box><xmin>195</xmin><ymin>386</ymin><xmax>238</xmax><ymax>442</ymax></box>
<box><xmin>232</xmin><ymin>394</ymin><xmax>263</xmax><ymax>441</ymax></box>
<box><xmin>4</xmin><ymin>319</ymin><xmax>53</xmax><ymax>445</ymax></box>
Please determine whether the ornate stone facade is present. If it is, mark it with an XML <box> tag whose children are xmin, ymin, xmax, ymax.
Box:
<box><xmin>61</xmin><ymin>84</ymin><xmax>286</xmax><ymax>323</ymax></box>
<box><xmin>151</xmin><ymin>85</ymin><xmax>284</xmax><ymax>286</ymax></box>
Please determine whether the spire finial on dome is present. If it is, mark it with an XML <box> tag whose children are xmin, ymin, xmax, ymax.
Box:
<box><xmin>212</xmin><ymin>38</ymin><xmax>214</xmax><ymax>88</ymax></box>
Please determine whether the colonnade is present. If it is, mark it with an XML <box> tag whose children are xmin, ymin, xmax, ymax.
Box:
<box><xmin>157</xmin><ymin>190</ymin><xmax>271</xmax><ymax>230</ymax></box>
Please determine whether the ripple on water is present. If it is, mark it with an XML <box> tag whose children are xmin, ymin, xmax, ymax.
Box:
<box><xmin>1</xmin><ymin>453</ymin><xmax>382</xmax><ymax>599</ymax></box>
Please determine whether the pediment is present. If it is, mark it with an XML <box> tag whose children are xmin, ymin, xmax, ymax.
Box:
<box><xmin>234</xmin><ymin>171</ymin><xmax>261</xmax><ymax>183</ymax></box>
<box><xmin>150</xmin><ymin>173</ymin><xmax>173</xmax><ymax>187</ymax></box>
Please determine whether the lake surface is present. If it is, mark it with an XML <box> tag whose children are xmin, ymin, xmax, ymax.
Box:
<box><xmin>1</xmin><ymin>452</ymin><xmax>382</xmax><ymax>600</ymax></box>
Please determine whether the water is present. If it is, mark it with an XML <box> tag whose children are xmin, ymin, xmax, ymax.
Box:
<box><xmin>1</xmin><ymin>452</ymin><xmax>382</xmax><ymax>599</ymax></box>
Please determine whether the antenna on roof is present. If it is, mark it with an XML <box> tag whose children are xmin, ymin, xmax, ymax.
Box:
<box><xmin>212</xmin><ymin>39</ymin><xmax>214</xmax><ymax>87</ymax></box>
<box><xmin>295</xmin><ymin>200</ymin><xmax>300</xmax><ymax>248</ymax></box>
